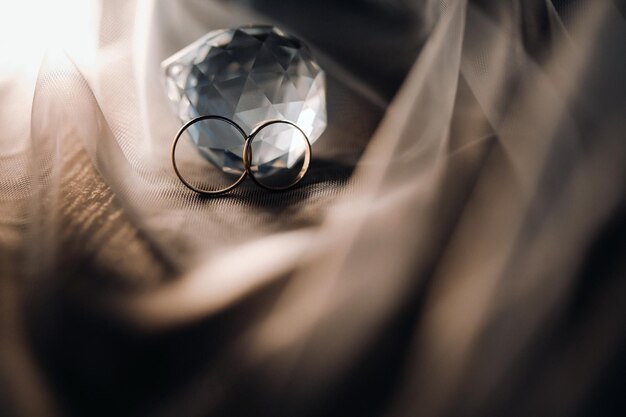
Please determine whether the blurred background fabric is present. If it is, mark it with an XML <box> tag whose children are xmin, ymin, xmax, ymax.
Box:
<box><xmin>1</xmin><ymin>0</ymin><xmax>625</xmax><ymax>416</ymax></box>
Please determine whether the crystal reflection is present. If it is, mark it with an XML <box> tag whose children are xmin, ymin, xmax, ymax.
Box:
<box><xmin>163</xmin><ymin>25</ymin><xmax>327</xmax><ymax>176</ymax></box>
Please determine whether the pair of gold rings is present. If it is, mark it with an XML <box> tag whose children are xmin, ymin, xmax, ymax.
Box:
<box><xmin>171</xmin><ymin>115</ymin><xmax>312</xmax><ymax>195</ymax></box>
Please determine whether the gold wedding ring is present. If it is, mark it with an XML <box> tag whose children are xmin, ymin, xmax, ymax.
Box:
<box><xmin>172</xmin><ymin>115</ymin><xmax>312</xmax><ymax>195</ymax></box>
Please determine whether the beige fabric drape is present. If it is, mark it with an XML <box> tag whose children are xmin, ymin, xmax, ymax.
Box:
<box><xmin>1</xmin><ymin>1</ymin><xmax>625</xmax><ymax>416</ymax></box>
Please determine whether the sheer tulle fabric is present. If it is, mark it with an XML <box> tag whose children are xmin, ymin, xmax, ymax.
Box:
<box><xmin>1</xmin><ymin>1</ymin><xmax>625</xmax><ymax>416</ymax></box>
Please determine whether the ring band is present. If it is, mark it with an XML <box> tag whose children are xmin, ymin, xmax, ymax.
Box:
<box><xmin>243</xmin><ymin>120</ymin><xmax>312</xmax><ymax>191</ymax></box>
<box><xmin>171</xmin><ymin>115</ymin><xmax>248</xmax><ymax>195</ymax></box>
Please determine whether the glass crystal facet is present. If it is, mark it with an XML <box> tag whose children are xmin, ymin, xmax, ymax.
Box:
<box><xmin>163</xmin><ymin>25</ymin><xmax>327</xmax><ymax>176</ymax></box>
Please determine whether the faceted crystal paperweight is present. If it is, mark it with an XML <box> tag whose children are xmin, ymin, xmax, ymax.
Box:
<box><xmin>162</xmin><ymin>25</ymin><xmax>327</xmax><ymax>177</ymax></box>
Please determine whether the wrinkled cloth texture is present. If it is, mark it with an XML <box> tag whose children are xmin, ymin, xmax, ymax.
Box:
<box><xmin>1</xmin><ymin>0</ymin><xmax>626</xmax><ymax>416</ymax></box>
